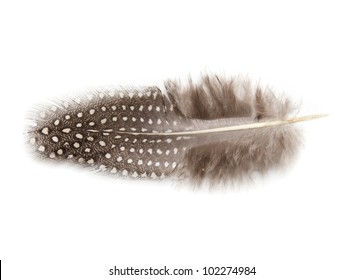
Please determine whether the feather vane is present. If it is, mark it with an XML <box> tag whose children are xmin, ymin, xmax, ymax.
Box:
<box><xmin>26</xmin><ymin>75</ymin><xmax>323</xmax><ymax>185</ymax></box>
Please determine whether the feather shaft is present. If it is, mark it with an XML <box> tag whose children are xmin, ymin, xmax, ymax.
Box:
<box><xmin>111</xmin><ymin>114</ymin><xmax>327</xmax><ymax>136</ymax></box>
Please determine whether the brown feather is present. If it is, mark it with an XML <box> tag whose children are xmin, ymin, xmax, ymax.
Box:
<box><xmin>26</xmin><ymin>74</ymin><xmax>304</xmax><ymax>185</ymax></box>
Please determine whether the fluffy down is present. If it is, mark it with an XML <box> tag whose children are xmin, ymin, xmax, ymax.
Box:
<box><xmin>165</xmin><ymin>75</ymin><xmax>301</xmax><ymax>185</ymax></box>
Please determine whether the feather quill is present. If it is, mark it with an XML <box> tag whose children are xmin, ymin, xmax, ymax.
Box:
<box><xmin>26</xmin><ymin>75</ymin><xmax>324</xmax><ymax>185</ymax></box>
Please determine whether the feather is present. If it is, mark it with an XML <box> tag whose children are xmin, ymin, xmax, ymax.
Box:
<box><xmin>26</xmin><ymin>75</ymin><xmax>324</xmax><ymax>185</ymax></box>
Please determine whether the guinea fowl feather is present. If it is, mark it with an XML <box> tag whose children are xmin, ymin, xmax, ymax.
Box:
<box><xmin>26</xmin><ymin>74</ymin><xmax>322</xmax><ymax>185</ymax></box>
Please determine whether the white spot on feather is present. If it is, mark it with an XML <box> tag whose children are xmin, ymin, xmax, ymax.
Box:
<box><xmin>111</xmin><ymin>167</ymin><xmax>117</xmax><ymax>174</ymax></box>
<box><xmin>41</xmin><ymin>127</ymin><xmax>49</xmax><ymax>135</ymax></box>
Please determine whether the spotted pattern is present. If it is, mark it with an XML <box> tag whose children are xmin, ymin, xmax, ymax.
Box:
<box><xmin>28</xmin><ymin>87</ymin><xmax>192</xmax><ymax>179</ymax></box>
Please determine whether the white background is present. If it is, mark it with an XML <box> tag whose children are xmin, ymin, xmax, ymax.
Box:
<box><xmin>1</xmin><ymin>0</ymin><xmax>362</xmax><ymax>279</ymax></box>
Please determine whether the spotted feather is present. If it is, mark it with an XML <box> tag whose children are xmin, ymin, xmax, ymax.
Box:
<box><xmin>26</xmin><ymin>75</ymin><xmax>324</xmax><ymax>185</ymax></box>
